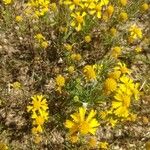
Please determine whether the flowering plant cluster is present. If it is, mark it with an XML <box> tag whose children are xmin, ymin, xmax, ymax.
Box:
<box><xmin>0</xmin><ymin>0</ymin><xmax>149</xmax><ymax>149</ymax></box>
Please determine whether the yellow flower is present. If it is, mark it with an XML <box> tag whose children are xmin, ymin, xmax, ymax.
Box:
<box><xmin>106</xmin><ymin>5</ymin><xmax>114</xmax><ymax>17</ymax></box>
<box><xmin>84</xmin><ymin>35</ymin><xmax>92</xmax><ymax>43</ymax></box>
<box><xmin>88</xmin><ymin>2</ymin><xmax>103</xmax><ymax>18</ymax></box>
<box><xmin>34</xmin><ymin>33</ymin><xmax>45</xmax><ymax>42</ymax></box>
<box><xmin>112</xmin><ymin>90</ymin><xmax>131</xmax><ymax>118</ymax></box>
<box><xmin>15</xmin><ymin>16</ymin><xmax>23</xmax><ymax>22</ymax></box>
<box><xmin>71</xmin><ymin>53</ymin><xmax>82</xmax><ymax>61</ymax></box>
<box><xmin>83</xmin><ymin>65</ymin><xmax>96</xmax><ymax>81</ymax></box>
<box><xmin>41</xmin><ymin>41</ymin><xmax>48</xmax><ymax>49</ymax></box>
<box><xmin>119</xmin><ymin>12</ymin><xmax>128</xmax><ymax>22</ymax></box>
<box><xmin>64</xmin><ymin>43</ymin><xmax>73</xmax><ymax>51</ymax></box>
<box><xmin>108</xmin><ymin>71</ymin><xmax>121</xmax><ymax>80</ymax></box>
<box><xmin>27</xmin><ymin>0</ymin><xmax>50</xmax><ymax>17</ymax></box>
<box><xmin>27</xmin><ymin>95</ymin><xmax>48</xmax><ymax>114</ymax></box>
<box><xmin>111</xmin><ymin>46</ymin><xmax>122</xmax><ymax>58</ymax></box>
<box><xmin>120</xmin><ymin>0</ymin><xmax>127</xmax><ymax>6</ymax></box>
<box><xmin>110</xmin><ymin>27</ymin><xmax>117</xmax><ymax>36</ymax></box>
<box><xmin>71</xmin><ymin>11</ymin><xmax>86</xmax><ymax>31</ymax></box>
<box><xmin>104</xmin><ymin>78</ymin><xmax>117</xmax><ymax>94</ymax></box>
<box><xmin>3</xmin><ymin>0</ymin><xmax>12</xmax><ymax>4</ymax></box>
<box><xmin>129</xmin><ymin>25</ymin><xmax>143</xmax><ymax>40</ymax></box>
<box><xmin>55</xmin><ymin>75</ymin><xmax>65</xmax><ymax>87</ymax></box>
<box><xmin>68</xmin><ymin>66</ymin><xmax>75</xmax><ymax>74</ymax></box>
<box><xmin>65</xmin><ymin>107</ymin><xmax>100</xmax><ymax>135</ymax></box>
<box><xmin>114</xmin><ymin>62</ymin><xmax>131</xmax><ymax>74</ymax></box>
<box><xmin>98</xmin><ymin>142</ymin><xmax>108</xmax><ymax>149</ymax></box>
<box><xmin>33</xmin><ymin>116</ymin><xmax>45</xmax><ymax>126</ymax></box>
<box><xmin>135</xmin><ymin>46</ymin><xmax>142</xmax><ymax>52</ymax></box>
<box><xmin>141</xmin><ymin>3</ymin><xmax>149</xmax><ymax>12</ymax></box>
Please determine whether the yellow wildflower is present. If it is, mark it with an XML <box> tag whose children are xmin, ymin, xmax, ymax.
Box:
<box><xmin>106</xmin><ymin>5</ymin><xmax>114</xmax><ymax>17</ymax></box>
<box><xmin>71</xmin><ymin>53</ymin><xmax>82</xmax><ymax>61</ymax></box>
<box><xmin>104</xmin><ymin>78</ymin><xmax>117</xmax><ymax>94</ymax></box>
<box><xmin>129</xmin><ymin>25</ymin><xmax>143</xmax><ymax>40</ymax></box>
<box><xmin>84</xmin><ymin>35</ymin><xmax>92</xmax><ymax>43</ymax></box>
<box><xmin>41</xmin><ymin>41</ymin><xmax>48</xmax><ymax>49</ymax></box>
<box><xmin>34</xmin><ymin>33</ymin><xmax>45</xmax><ymax>42</ymax></box>
<box><xmin>88</xmin><ymin>2</ymin><xmax>103</xmax><ymax>18</ymax></box>
<box><xmin>83</xmin><ymin>65</ymin><xmax>96</xmax><ymax>81</ymax></box>
<box><xmin>27</xmin><ymin>95</ymin><xmax>48</xmax><ymax>114</ymax></box>
<box><xmin>141</xmin><ymin>3</ymin><xmax>149</xmax><ymax>12</ymax></box>
<box><xmin>110</xmin><ymin>27</ymin><xmax>117</xmax><ymax>36</ymax></box>
<box><xmin>64</xmin><ymin>43</ymin><xmax>73</xmax><ymax>51</ymax></box>
<box><xmin>119</xmin><ymin>75</ymin><xmax>134</xmax><ymax>88</ymax></box>
<box><xmin>65</xmin><ymin>107</ymin><xmax>100</xmax><ymax>136</ymax></box>
<box><xmin>68</xmin><ymin>66</ymin><xmax>75</xmax><ymax>74</ymax></box>
<box><xmin>15</xmin><ymin>16</ymin><xmax>23</xmax><ymax>22</ymax></box>
<box><xmin>112</xmin><ymin>90</ymin><xmax>131</xmax><ymax>118</ymax></box>
<box><xmin>71</xmin><ymin>11</ymin><xmax>86</xmax><ymax>31</ymax></box>
<box><xmin>135</xmin><ymin>46</ymin><xmax>142</xmax><ymax>52</ymax></box>
<box><xmin>119</xmin><ymin>12</ymin><xmax>128</xmax><ymax>22</ymax></box>
<box><xmin>111</xmin><ymin>46</ymin><xmax>122</xmax><ymax>58</ymax></box>
<box><xmin>55</xmin><ymin>75</ymin><xmax>65</xmax><ymax>87</ymax></box>
<box><xmin>27</xmin><ymin>0</ymin><xmax>50</xmax><ymax>17</ymax></box>
<box><xmin>120</xmin><ymin>0</ymin><xmax>127</xmax><ymax>6</ymax></box>
<box><xmin>114</xmin><ymin>62</ymin><xmax>131</xmax><ymax>74</ymax></box>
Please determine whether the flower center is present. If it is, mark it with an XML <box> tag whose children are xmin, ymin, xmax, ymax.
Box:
<box><xmin>122</xmin><ymin>96</ymin><xmax>130</xmax><ymax>108</ymax></box>
<box><xmin>34</xmin><ymin>101</ymin><xmax>41</xmax><ymax>110</ymax></box>
<box><xmin>95</xmin><ymin>5</ymin><xmax>101</xmax><ymax>11</ymax></box>
<box><xmin>76</xmin><ymin>15</ymin><xmax>83</xmax><ymax>23</ymax></box>
<box><xmin>79</xmin><ymin>121</ymin><xmax>90</xmax><ymax>134</ymax></box>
